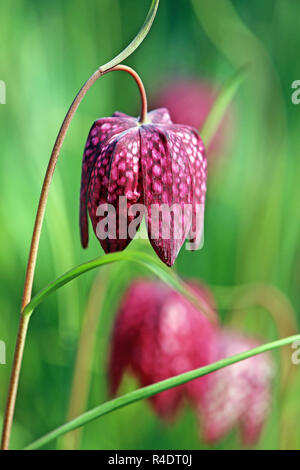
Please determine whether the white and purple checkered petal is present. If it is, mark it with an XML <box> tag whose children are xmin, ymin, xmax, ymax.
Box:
<box><xmin>107</xmin><ymin>128</ymin><xmax>143</xmax><ymax>251</ymax></box>
<box><xmin>113</xmin><ymin>111</ymin><xmax>138</xmax><ymax>124</ymax></box>
<box><xmin>87</xmin><ymin>140</ymin><xmax>115</xmax><ymax>253</ymax></box>
<box><xmin>140</xmin><ymin>125</ymin><xmax>193</xmax><ymax>266</ymax></box>
<box><xmin>148</xmin><ymin>108</ymin><xmax>173</xmax><ymax>125</ymax></box>
<box><xmin>80</xmin><ymin>117</ymin><xmax>136</xmax><ymax>248</ymax></box>
<box><xmin>88</xmin><ymin>128</ymin><xmax>142</xmax><ymax>254</ymax></box>
<box><xmin>163</xmin><ymin>124</ymin><xmax>207</xmax><ymax>250</ymax></box>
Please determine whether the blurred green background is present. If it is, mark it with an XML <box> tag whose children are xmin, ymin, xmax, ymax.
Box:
<box><xmin>0</xmin><ymin>0</ymin><xmax>300</xmax><ymax>450</ymax></box>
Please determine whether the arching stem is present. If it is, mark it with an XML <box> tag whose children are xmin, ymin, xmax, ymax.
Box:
<box><xmin>1</xmin><ymin>64</ymin><xmax>148</xmax><ymax>450</ymax></box>
<box><xmin>108</xmin><ymin>65</ymin><xmax>148</xmax><ymax>123</ymax></box>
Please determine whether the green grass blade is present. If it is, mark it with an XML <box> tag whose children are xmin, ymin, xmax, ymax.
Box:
<box><xmin>23</xmin><ymin>251</ymin><xmax>214</xmax><ymax>320</ymax></box>
<box><xmin>200</xmin><ymin>66</ymin><xmax>247</xmax><ymax>147</ymax></box>
<box><xmin>24</xmin><ymin>334</ymin><xmax>300</xmax><ymax>450</ymax></box>
<box><xmin>100</xmin><ymin>0</ymin><xmax>159</xmax><ymax>72</ymax></box>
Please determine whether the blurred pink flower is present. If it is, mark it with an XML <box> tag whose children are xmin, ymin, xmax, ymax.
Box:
<box><xmin>108</xmin><ymin>279</ymin><xmax>219</xmax><ymax>419</ymax></box>
<box><xmin>154</xmin><ymin>79</ymin><xmax>234</xmax><ymax>156</ymax></box>
<box><xmin>197</xmin><ymin>329</ymin><xmax>274</xmax><ymax>445</ymax></box>
<box><xmin>108</xmin><ymin>280</ymin><xmax>274</xmax><ymax>445</ymax></box>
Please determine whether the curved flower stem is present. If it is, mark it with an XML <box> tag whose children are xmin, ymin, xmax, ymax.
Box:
<box><xmin>24</xmin><ymin>334</ymin><xmax>300</xmax><ymax>450</ymax></box>
<box><xmin>109</xmin><ymin>65</ymin><xmax>148</xmax><ymax>123</ymax></box>
<box><xmin>0</xmin><ymin>66</ymin><xmax>150</xmax><ymax>452</ymax></box>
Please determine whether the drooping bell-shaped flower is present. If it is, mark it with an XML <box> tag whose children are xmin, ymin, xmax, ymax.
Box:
<box><xmin>108</xmin><ymin>279</ymin><xmax>219</xmax><ymax>419</ymax></box>
<box><xmin>196</xmin><ymin>329</ymin><xmax>274</xmax><ymax>445</ymax></box>
<box><xmin>108</xmin><ymin>279</ymin><xmax>274</xmax><ymax>446</ymax></box>
<box><xmin>80</xmin><ymin>108</ymin><xmax>207</xmax><ymax>266</ymax></box>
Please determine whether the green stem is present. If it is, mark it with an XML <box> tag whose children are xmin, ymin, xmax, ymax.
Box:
<box><xmin>24</xmin><ymin>334</ymin><xmax>300</xmax><ymax>450</ymax></box>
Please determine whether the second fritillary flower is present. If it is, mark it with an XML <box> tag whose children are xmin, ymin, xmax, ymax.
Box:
<box><xmin>108</xmin><ymin>279</ymin><xmax>275</xmax><ymax>446</ymax></box>
<box><xmin>108</xmin><ymin>279</ymin><xmax>219</xmax><ymax>419</ymax></box>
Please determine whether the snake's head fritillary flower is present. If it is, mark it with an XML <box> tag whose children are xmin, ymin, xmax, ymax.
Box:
<box><xmin>154</xmin><ymin>79</ymin><xmax>234</xmax><ymax>156</ymax></box>
<box><xmin>108</xmin><ymin>279</ymin><xmax>219</xmax><ymax>419</ymax></box>
<box><xmin>196</xmin><ymin>329</ymin><xmax>274</xmax><ymax>446</ymax></box>
<box><xmin>80</xmin><ymin>108</ymin><xmax>206</xmax><ymax>266</ymax></box>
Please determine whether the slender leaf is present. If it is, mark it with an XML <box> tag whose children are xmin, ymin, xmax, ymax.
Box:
<box><xmin>23</xmin><ymin>251</ymin><xmax>215</xmax><ymax>320</ymax></box>
<box><xmin>24</xmin><ymin>334</ymin><xmax>300</xmax><ymax>450</ymax></box>
<box><xmin>200</xmin><ymin>66</ymin><xmax>248</xmax><ymax>147</ymax></box>
<box><xmin>100</xmin><ymin>0</ymin><xmax>160</xmax><ymax>72</ymax></box>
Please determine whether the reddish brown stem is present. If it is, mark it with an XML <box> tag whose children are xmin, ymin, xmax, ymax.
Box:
<box><xmin>108</xmin><ymin>64</ymin><xmax>148</xmax><ymax>123</ymax></box>
<box><xmin>1</xmin><ymin>65</ymin><xmax>148</xmax><ymax>450</ymax></box>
